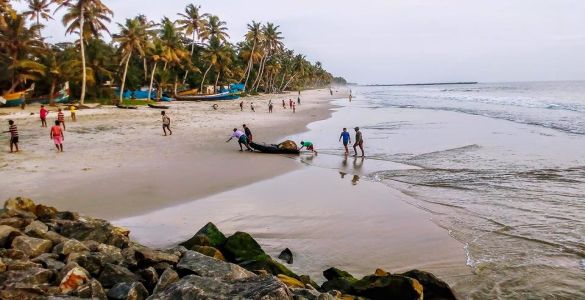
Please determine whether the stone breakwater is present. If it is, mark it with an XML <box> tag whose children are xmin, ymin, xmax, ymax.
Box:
<box><xmin>0</xmin><ymin>197</ymin><xmax>457</xmax><ymax>300</ymax></box>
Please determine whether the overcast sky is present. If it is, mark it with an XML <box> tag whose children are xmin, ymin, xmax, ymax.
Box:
<box><xmin>14</xmin><ymin>0</ymin><xmax>585</xmax><ymax>84</ymax></box>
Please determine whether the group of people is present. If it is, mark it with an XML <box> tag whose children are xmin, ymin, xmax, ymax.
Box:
<box><xmin>226</xmin><ymin>124</ymin><xmax>254</xmax><ymax>151</ymax></box>
<box><xmin>3</xmin><ymin>105</ymin><xmax>75</xmax><ymax>153</ymax></box>
<box><xmin>238</xmin><ymin>96</ymin><xmax>301</xmax><ymax>114</ymax></box>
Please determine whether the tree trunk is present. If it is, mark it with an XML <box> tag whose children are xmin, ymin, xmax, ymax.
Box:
<box><xmin>147</xmin><ymin>61</ymin><xmax>158</xmax><ymax>100</ymax></box>
<box><xmin>173</xmin><ymin>74</ymin><xmax>179</xmax><ymax>96</ymax></box>
<box><xmin>49</xmin><ymin>80</ymin><xmax>56</xmax><ymax>105</ymax></box>
<box><xmin>119</xmin><ymin>54</ymin><xmax>131</xmax><ymax>104</ymax></box>
<box><xmin>143</xmin><ymin>58</ymin><xmax>148</xmax><ymax>82</ymax></box>
<box><xmin>251</xmin><ymin>55</ymin><xmax>266</xmax><ymax>91</ymax></box>
<box><xmin>214</xmin><ymin>71</ymin><xmax>220</xmax><ymax>94</ymax></box>
<box><xmin>200</xmin><ymin>64</ymin><xmax>212</xmax><ymax>94</ymax></box>
<box><xmin>182</xmin><ymin>32</ymin><xmax>196</xmax><ymax>84</ymax></box>
<box><xmin>243</xmin><ymin>40</ymin><xmax>256</xmax><ymax>91</ymax></box>
<box><xmin>79</xmin><ymin>7</ymin><xmax>87</xmax><ymax>104</ymax></box>
<box><xmin>282</xmin><ymin>73</ymin><xmax>298</xmax><ymax>92</ymax></box>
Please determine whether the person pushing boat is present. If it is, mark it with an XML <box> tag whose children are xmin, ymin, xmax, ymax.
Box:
<box><xmin>299</xmin><ymin>140</ymin><xmax>317</xmax><ymax>154</ymax></box>
<box><xmin>226</xmin><ymin>128</ymin><xmax>253</xmax><ymax>152</ymax></box>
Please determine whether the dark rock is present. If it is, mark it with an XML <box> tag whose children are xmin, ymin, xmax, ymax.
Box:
<box><xmin>58</xmin><ymin>218</ymin><xmax>129</xmax><ymax>248</ymax></box>
<box><xmin>192</xmin><ymin>245</ymin><xmax>225</xmax><ymax>261</ymax></box>
<box><xmin>0</xmin><ymin>225</ymin><xmax>22</xmax><ymax>247</ymax></box>
<box><xmin>0</xmin><ymin>267</ymin><xmax>54</xmax><ymax>286</ymax></box>
<box><xmin>133</xmin><ymin>245</ymin><xmax>179</xmax><ymax>266</ymax></box>
<box><xmin>239</xmin><ymin>254</ymin><xmax>300</xmax><ymax>279</ymax></box>
<box><xmin>150</xmin><ymin>274</ymin><xmax>291</xmax><ymax>299</ymax></box>
<box><xmin>73</xmin><ymin>278</ymin><xmax>107</xmax><ymax>299</ymax></box>
<box><xmin>24</xmin><ymin>220</ymin><xmax>49</xmax><ymax>237</ymax></box>
<box><xmin>176</xmin><ymin>250</ymin><xmax>254</xmax><ymax>280</ymax></box>
<box><xmin>55</xmin><ymin>211</ymin><xmax>78</xmax><ymax>220</ymax></box>
<box><xmin>0</xmin><ymin>258</ymin><xmax>5</xmax><ymax>272</ymax></box>
<box><xmin>152</xmin><ymin>262</ymin><xmax>172</xmax><ymax>273</ymax></box>
<box><xmin>152</xmin><ymin>268</ymin><xmax>179</xmax><ymax>295</ymax></box>
<box><xmin>121</xmin><ymin>247</ymin><xmax>138</xmax><ymax>269</ymax></box>
<box><xmin>35</xmin><ymin>204</ymin><xmax>58</xmax><ymax>221</ymax></box>
<box><xmin>300</xmin><ymin>275</ymin><xmax>320</xmax><ymax>290</ymax></box>
<box><xmin>4</xmin><ymin>197</ymin><xmax>37</xmax><ymax>215</ymax></box>
<box><xmin>401</xmin><ymin>269</ymin><xmax>456</xmax><ymax>300</ymax></box>
<box><xmin>291</xmin><ymin>288</ymin><xmax>337</xmax><ymax>300</ymax></box>
<box><xmin>0</xmin><ymin>287</ymin><xmax>47</xmax><ymax>299</ymax></box>
<box><xmin>41</xmin><ymin>231</ymin><xmax>68</xmax><ymax>244</ymax></box>
<box><xmin>179</xmin><ymin>234</ymin><xmax>211</xmax><ymax>249</ymax></box>
<box><xmin>0</xmin><ymin>248</ymin><xmax>26</xmax><ymax>259</ymax></box>
<box><xmin>323</xmin><ymin>267</ymin><xmax>355</xmax><ymax>281</ymax></box>
<box><xmin>96</xmin><ymin>243</ymin><xmax>125</xmax><ymax>264</ymax></box>
<box><xmin>53</xmin><ymin>239</ymin><xmax>89</xmax><ymax>257</ymax></box>
<box><xmin>32</xmin><ymin>253</ymin><xmax>66</xmax><ymax>270</ymax></box>
<box><xmin>278</xmin><ymin>248</ymin><xmax>294</xmax><ymax>264</ymax></box>
<box><xmin>4</xmin><ymin>259</ymin><xmax>43</xmax><ymax>271</ymax></box>
<box><xmin>11</xmin><ymin>235</ymin><xmax>53</xmax><ymax>258</ymax></box>
<box><xmin>67</xmin><ymin>252</ymin><xmax>105</xmax><ymax>277</ymax></box>
<box><xmin>97</xmin><ymin>263</ymin><xmax>138</xmax><ymax>288</ymax></box>
<box><xmin>0</xmin><ymin>217</ymin><xmax>29</xmax><ymax>229</ymax></box>
<box><xmin>223</xmin><ymin>231</ymin><xmax>266</xmax><ymax>262</ymax></box>
<box><xmin>107</xmin><ymin>282</ymin><xmax>149</xmax><ymax>300</ymax></box>
<box><xmin>351</xmin><ymin>274</ymin><xmax>423</xmax><ymax>300</ymax></box>
<box><xmin>320</xmin><ymin>277</ymin><xmax>357</xmax><ymax>294</ymax></box>
<box><xmin>136</xmin><ymin>266</ymin><xmax>159</xmax><ymax>292</ymax></box>
<box><xmin>195</xmin><ymin>222</ymin><xmax>227</xmax><ymax>248</ymax></box>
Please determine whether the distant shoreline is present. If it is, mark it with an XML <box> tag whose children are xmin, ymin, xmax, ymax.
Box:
<box><xmin>362</xmin><ymin>81</ymin><xmax>478</xmax><ymax>87</ymax></box>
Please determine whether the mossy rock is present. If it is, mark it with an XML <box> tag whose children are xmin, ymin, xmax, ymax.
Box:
<box><xmin>321</xmin><ymin>277</ymin><xmax>358</xmax><ymax>294</ymax></box>
<box><xmin>179</xmin><ymin>234</ymin><xmax>211</xmax><ymax>249</ymax></box>
<box><xmin>223</xmin><ymin>232</ymin><xmax>265</xmax><ymax>262</ymax></box>
<box><xmin>239</xmin><ymin>254</ymin><xmax>299</xmax><ymax>279</ymax></box>
<box><xmin>401</xmin><ymin>269</ymin><xmax>456</xmax><ymax>300</ymax></box>
<box><xmin>323</xmin><ymin>267</ymin><xmax>355</xmax><ymax>280</ymax></box>
<box><xmin>195</xmin><ymin>222</ymin><xmax>226</xmax><ymax>248</ymax></box>
<box><xmin>192</xmin><ymin>246</ymin><xmax>225</xmax><ymax>261</ymax></box>
<box><xmin>351</xmin><ymin>274</ymin><xmax>423</xmax><ymax>300</ymax></box>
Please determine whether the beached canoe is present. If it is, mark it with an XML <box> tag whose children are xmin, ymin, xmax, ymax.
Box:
<box><xmin>116</xmin><ymin>104</ymin><xmax>138</xmax><ymax>109</ymax></box>
<box><xmin>250</xmin><ymin>142</ymin><xmax>300</xmax><ymax>154</ymax></box>
<box><xmin>174</xmin><ymin>91</ymin><xmax>240</xmax><ymax>101</ymax></box>
<box><xmin>148</xmin><ymin>103</ymin><xmax>170</xmax><ymax>109</ymax></box>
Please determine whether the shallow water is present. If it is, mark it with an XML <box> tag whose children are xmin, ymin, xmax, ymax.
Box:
<box><xmin>288</xmin><ymin>82</ymin><xmax>585</xmax><ymax>298</ymax></box>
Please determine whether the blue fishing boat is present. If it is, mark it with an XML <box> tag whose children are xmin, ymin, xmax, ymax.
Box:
<box><xmin>174</xmin><ymin>91</ymin><xmax>240</xmax><ymax>101</ymax></box>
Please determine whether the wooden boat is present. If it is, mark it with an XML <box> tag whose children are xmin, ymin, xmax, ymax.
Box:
<box><xmin>0</xmin><ymin>91</ymin><xmax>27</xmax><ymax>107</ymax></box>
<box><xmin>116</xmin><ymin>104</ymin><xmax>138</xmax><ymax>109</ymax></box>
<box><xmin>174</xmin><ymin>91</ymin><xmax>240</xmax><ymax>101</ymax></box>
<box><xmin>148</xmin><ymin>103</ymin><xmax>170</xmax><ymax>109</ymax></box>
<box><xmin>250</xmin><ymin>142</ymin><xmax>300</xmax><ymax>154</ymax></box>
<box><xmin>28</xmin><ymin>82</ymin><xmax>70</xmax><ymax>105</ymax></box>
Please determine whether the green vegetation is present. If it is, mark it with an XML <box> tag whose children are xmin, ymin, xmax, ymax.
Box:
<box><xmin>0</xmin><ymin>0</ymin><xmax>340</xmax><ymax>104</ymax></box>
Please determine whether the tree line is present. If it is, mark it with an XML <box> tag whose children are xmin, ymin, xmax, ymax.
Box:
<box><xmin>1</xmin><ymin>0</ymin><xmax>341</xmax><ymax>104</ymax></box>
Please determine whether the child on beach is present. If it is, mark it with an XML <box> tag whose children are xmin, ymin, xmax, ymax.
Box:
<box><xmin>243</xmin><ymin>124</ymin><xmax>253</xmax><ymax>142</ymax></box>
<box><xmin>297</xmin><ymin>96</ymin><xmax>301</xmax><ymax>105</ymax></box>
<box><xmin>50</xmin><ymin>120</ymin><xmax>64</xmax><ymax>152</ymax></box>
<box><xmin>282</xmin><ymin>99</ymin><xmax>286</xmax><ymax>109</ymax></box>
<box><xmin>57</xmin><ymin>108</ymin><xmax>65</xmax><ymax>131</ymax></box>
<box><xmin>292</xmin><ymin>102</ymin><xmax>296</xmax><ymax>113</ymax></box>
<box><xmin>239</xmin><ymin>101</ymin><xmax>244</xmax><ymax>111</ymax></box>
<box><xmin>299</xmin><ymin>140</ymin><xmax>317</xmax><ymax>154</ymax></box>
<box><xmin>70</xmin><ymin>105</ymin><xmax>77</xmax><ymax>122</ymax></box>
<box><xmin>353</xmin><ymin>127</ymin><xmax>364</xmax><ymax>157</ymax></box>
<box><xmin>40</xmin><ymin>105</ymin><xmax>49</xmax><ymax>127</ymax></box>
<box><xmin>339</xmin><ymin>128</ymin><xmax>351</xmax><ymax>155</ymax></box>
<box><xmin>4</xmin><ymin>120</ymin><xmax>19</xmax><ymax>153</ymax></box>
<box><xmin>268</xmin><ymin>100</ymin><xmax>273</xmax><ymax>113</ymax></box>
<box><xmin>161</xmin><ymin>111</ymin><xmax>172</xmax><ymax>136</ymax></box>
<box><xmin>226</xmin><ymin>128</ymin><xmax>253</xmax><ymax>152</ymax></box>
<box><xmin>289</xmin><ymin>99</ymin><xmax>293</xmax><ymax>109</ymax></box>
<box><xmin>250</xmin><ymin>102</ymin><xmax>255</xmax><ymax>112</ymax></box>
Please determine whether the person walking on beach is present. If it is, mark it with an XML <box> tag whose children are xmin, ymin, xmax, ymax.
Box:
<box><xmin>339</xmin><ymin>128</ymin><xmax>351</xmax><ymax>155</ymax></box>
<box><xmin>289</xmin><ymin>99</ymin><xmax>293</xmax><ymax>109</ymax></box>
<box><xmin>226</xmin><ymin>128</ymin><xmax>253</xmax><ymax>152</ymax></box>
<box><xmin>292</xmin><ymin>102</ymin><xmax>296</xmax><ymax>113</ymax></box>
<box><xmin>4</xmin><ymin>120</ymin><xmax>19</xmax><ymax>153</ymax></box>
<box><xmin>57</xmin><ymin>108</ymin><xmax>65</xmax><ymax>131</ymax></box>
<box><xmin>299</xmin><ymin>140</ymin><xmax>317</xmax><ymax>154</ymax></box>
<box><xmin>250</xmin><ymin>102</ymin><xmax>255</xmax><ymax>112</ymax></box>
<box><xmin>161</xmin><ymin>111</ymin><xmax>172</xmax><ymax>136</ymax></box>
<box><xmin>282</xmin><ymin>99</ymin><xmax>286</xmax><ymax>109</ymax></box>
<box><xmin>70</xmin><ymin>105</ymin><xmax>77</xmax><ymax>122</ymax></box>
<box><xmin>40</xmin><ymin>105</ymin><xmax>49</xmax><ymax>127</ymax></box>
<box><xmin>243</xmin><ymin>124</ymin><xmax>253</xmax><ymax>142</ymax></box>
<box><xmin>297</xmin><ymin>96</ymin><xmax>301</xmax><ymax>105</ymax></box>
<box><xmin>268</xmin><ymin>100</ymin><xmax>273</xmax><ymax>113</ymax></box>
<box><xmin>239</xmin><ymin>101</ymin><xmax>244</xmax><ymax>111</ymax></box>
<box><xmin>50</xmin><ymin>120</ymin><xmax>64</xmax><ymax>152</ymax></box>
<box><xmin>353</xmin><ymin>127</ymin><xmax>364</xmax><ymax>157</ymax></box>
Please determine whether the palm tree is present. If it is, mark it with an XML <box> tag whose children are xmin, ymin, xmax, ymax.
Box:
<box><xmin>158</xmin><ymin>17</ymin><xmax>189</xmax><ymax>95</ymax></box>
<box><xmin>177</xmin><ymin>4</ymin><xmax>208</xmax><ymax>84</ymax></box>
<box><xmin>282</xmin><ymin>54</ymin><xmax>307</xmax><ymax>92</ymax></box>
<box><xmin>201</xmin><ymin>15</ymin><xmax>229</xmax><ymax>43</ymax></box>
<box><xmin>113</xmin><ymin>17</ymin><xmax>148</xmax><ymax>103</ymax></box>
<box><xmin>242</xmin><ymin>21</ymin><xmax>262</xmax><ymax>91</ymax></box>
<box><xmin>58</xmin><ymin>0</ymin><xmax>112</xmax><ymax>104</ymax></box>
<box><xmin>146</xmin><ymin>37</ymin><xmax>164</xmax><ymax>100</ymax></box>
<box><xmin>23</xmin><ymin>0</ymin><xmax>53</xmax><ymax>36</ymax></box>
<box><xmin>252</xmin><ymin>22</ymin><xmax>283</xmax><ymax>92</ymax></box>
<box><xmin>0</xmin><ymin>12</ymin><xmax>45</xmax><ymax>93</ymax></box>
<box><xmin>200</xmin><ymin>37</ymin><xmax>231</xmax><ymax>93</ymax></box>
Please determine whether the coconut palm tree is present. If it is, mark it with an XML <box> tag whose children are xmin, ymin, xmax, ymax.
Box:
<box><xmin>242</xmin><ymin>20</ymin><xmax>262</xmax><ymax>91</ymax></box>
<box><xmin>113</xmin><ymin>17</ymin><xmax>148</xmax><ymax>103</ymax></box>
<box><xmin>58</xmin><ymin>0</ymin><xmax>112</xmax><ymax>104</ymax></box>
<box><xmin>145</xmin><ymin>37</ymin><xmax>164</xmax><ymax>100</ymax></box>
<box><xmin>200</xmin><ymin>37</ymin><xmax>230</xmax><ymax>93</ymax></box>
<box><xmin>177</xmin><ymin>4</ymin><xmax>208</xmax><ymax>83</ymax></box>
<box><xmin>158</xmin><ymin>17</ymin><xmax>189</xmax><ymax>95</ymax></box>
<box><xmin>282</xmin><ymin>54</ymin><xmax>307</xmax><ymax>92</ymax></box>
<box><xmin>23</xmin><ymin>0</ymin><xmax>53</xmax><ymax>36</ymax></box>
<box><xmin>252</xmin><ymin>22</ymin><xmax>283</xmax><ymax>92</ymax></box>
<box><xmin>0</xmin><ymin>12</ymin><xmax>45</xmax><ymax>93</ymax></box>
<box><xmin>201</xmin><ymin>15</ymin><xmax>229</xmax><ymax>43</ymax></box>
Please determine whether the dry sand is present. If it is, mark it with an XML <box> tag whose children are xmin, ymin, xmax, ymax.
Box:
<box><xmin>0</xmin><ymin>89</ymin><xmax>335</xmax><ymax>218</ymax></box>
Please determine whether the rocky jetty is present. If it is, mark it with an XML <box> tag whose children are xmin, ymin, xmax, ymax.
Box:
<box><xmin>0</xmin><ymin>197</ymin><xmax>457</xmax><ymax>299</ymax></box>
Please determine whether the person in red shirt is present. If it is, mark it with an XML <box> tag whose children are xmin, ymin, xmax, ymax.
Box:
<box><xmin>50</xmin><ymin>120</ymin><xmax>64</xmax><ymax>152</ymax></box>
<box><xmin>40</xmin><ymin>105</ymin><xmax>49</xmax><ymax>127</ymax></box>
<box><xmin>57</xmin><ymin>108</ymin><xmax>65</xmax><ymax>131</ymax></box>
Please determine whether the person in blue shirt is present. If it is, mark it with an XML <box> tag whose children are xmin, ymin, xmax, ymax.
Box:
<box><xmin>339</xmin><ymin>128</ymin><xmax>352</xmax><ymax>155</ymax></box>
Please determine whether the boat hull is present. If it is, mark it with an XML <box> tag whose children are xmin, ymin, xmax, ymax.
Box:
<box><xmin>250</xmin><ymin>142</ymin><xmax>300</xmax><ymax>154</ymax></box>
<box><xmin>175</xmin><ymin>92</ymin><xmax>240</xmax><ymax>101</ymax></box>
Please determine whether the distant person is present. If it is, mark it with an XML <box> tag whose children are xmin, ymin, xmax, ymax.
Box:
<box><xmin>329</xmin><ymin>88</ymin><xmax>333</xmax><ymax>96</ymax></box>
<box><xmin>70</xmin><ymin>105</ymin><xmax>77</xmax><ymax>122</ymax></box>
<box><xmin>349</xmin><ymin>94</ymin><xmax>353</xmax><ymax>102</ymax></box>
<box><xmin>339</xmin><ymin>128</ymin><xmax>351</xmax><ymax>155</ymax></box>
<box><xmin>282</xmin><ymin>99</ymin><xmax>286</xmax><ymax>109</ymax></box>
<box><xmin>297</xmin><ymin>96</ymin><xmax>301</xmax><ymax>105</ymax></box>
<box><xmin>57</xmin><ymin>108</ymin><xmax>65</xmax><ymax>131</ymax></box>
<box><xmin>212</xmin><ymin>104</ymin><xmax>218</xmax><ymax>110</ymax></box>
<box><xmin>353</xmin><ymin>127</ymin><xmax>364</xmax><ymax>157</ymax></box>
<box><xmin>268</xmin><ymin>100</ymin><xmax>273</xmax><ymax>113</ymax></box>
<box><xmin>239</xmin><ymin>101</ymin><xmax>244</xmax><ymax>111</ymax></box>
<box><xmin>161</xmin><ymin>111</ymin><xmax>172</xmax><ymax>136</ymax></box>
<box><xmin>298</xmin><ymin>90</ymin><xmax>301</xmax><ymax>96</ymax></box>
<box><xmin>250</xmin><ymin>102</ymin><xmax>255</xmax><ymax>112</ymax></box>
<box><xmin>299</xmin><ymin>140</ymin><xmax>317</xmax><ymax>154</ymax></box>
<box><xmin>243</xmin><ymin>124</ymin><xmax>253</xmax><ymax>142</ymax></box>
<box><xmin>4</xmin><ymin>120</ymin><xmax>19</xmax><ymax>153</ymax></box>
<box><xmin>226</xmin><ymin>128</ymin><xmax>253</xmax><ymax>152</ymax></box>
<box><xmin>289</xmin><ymin>99</ymin><xmax>293</xmax><ymax>109</ymax></box>
<box><xmin>39</xmin><ymin>105</ymin><xmax>49</xmax><ymax>127</ymax></box>
<box><xmin>292</xmin><ymin>102</ymin><xmax>296</xmax><ymax>113</ymax></box>
<box><xmin>50</xmin><ymin>120</ymin><xmax>64</xmax><ymax>152</ymax></box>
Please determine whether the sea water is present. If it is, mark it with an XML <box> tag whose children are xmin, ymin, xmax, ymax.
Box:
<box><xmin>289</xmin><ymin>81</ymin><xmax>585</xmax><ymax>298</ymax></box>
